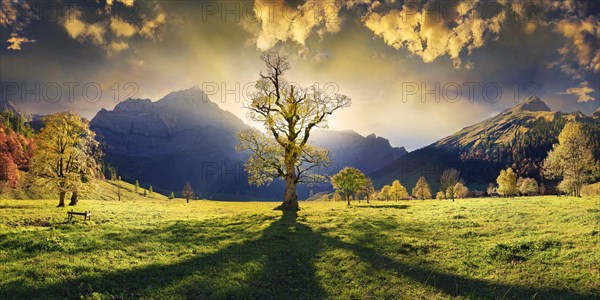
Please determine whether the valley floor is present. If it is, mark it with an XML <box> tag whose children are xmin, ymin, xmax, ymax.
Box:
<box><xmin>0</xmin><ymin>196</ymin><xmax>599</xmax><ymax>299</ymax></box>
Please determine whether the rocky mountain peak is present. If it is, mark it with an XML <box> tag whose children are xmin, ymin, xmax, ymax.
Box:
<box><xmin>514</xmin><ymin>96</ymin><xmax>551</xmax><ymax>112</ymax></box>
<box><xmin>0</xmin><ymin>100</ymin><xmax>20</xmax><ymax>115</ymax></box>
<box><xmin>113</xmin><ymin>98</ymin><xmax>153</xmax><ymax>113</ymax></box>
<box><xmin>157</xmin><ymin>86</ymin><xmax>215</xmax><ymax>111</ymax></box>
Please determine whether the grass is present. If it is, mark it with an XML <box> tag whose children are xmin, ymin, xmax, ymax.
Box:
<box><xmin>0</xmin><ymin>193</ymin><xmax>599</xmax><ymax>299</ymax></box>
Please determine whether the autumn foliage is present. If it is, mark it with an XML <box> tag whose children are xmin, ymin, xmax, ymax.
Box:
<box><xmin>0</xmin><ymin>125</ymin><xmax>35</xmax><ymax>189</ymax></box>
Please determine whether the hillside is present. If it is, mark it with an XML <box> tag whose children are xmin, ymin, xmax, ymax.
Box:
<box><xmin>372</xmin><ymin>97</ymin><xmax>600</xmax><ymax>191</ymax></box>
<box><xmin>0</xmin><ymin>179</ymin><xmax>168</xmax><ymax>201</ymax></box>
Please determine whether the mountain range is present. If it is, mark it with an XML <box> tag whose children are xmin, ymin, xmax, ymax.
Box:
<box><xmin>371</xmin><ymin>97</ymin><xmax>600</xmax><ymax>191</ymax></box>
<box><xmin>88</xmin><ymin>87</ymin><xmax>406</xmax><ymax>200</ymax></box>
<box><xmin>2</xmin><ymin>92</ymin><xmax>599</xmax><ymax>199</ymax></box>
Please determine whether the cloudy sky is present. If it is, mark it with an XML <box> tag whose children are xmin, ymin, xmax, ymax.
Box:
<box><xmin>1</xmin><ymin>0</ymin><xmax>599</xmax><ymax>150</ymax></box>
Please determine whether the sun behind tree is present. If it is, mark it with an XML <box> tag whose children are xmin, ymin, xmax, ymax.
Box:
<box><xmin>238</xmin><ymin>51</ymin><xmax>351</xmax><ymax>210</ymax></box>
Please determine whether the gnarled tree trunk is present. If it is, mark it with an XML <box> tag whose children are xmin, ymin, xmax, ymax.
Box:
<box><xmin>68</xmin><ymin>191</ymin><xmax>79</xmax><ymax>206</ymax></box>
<box><xmin>57</xmin><ymin>191</ymin><xmax>66</xmax><ymax>207</ymax></box>
<box><xmin>279</xmin><ymin>175</ymin><xmax>299</xmax><ymax>210</ymax></box>
<box><xmin>277</xmin><ymin>153</ymin><xmax>299</xmax><ymax>211</ymax></box>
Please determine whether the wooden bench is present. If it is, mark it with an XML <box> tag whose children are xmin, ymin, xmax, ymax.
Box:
<box><xmin>67</xmin><ymin>210</ymin><xmax>91</xmax><ymax>221</ymax></box>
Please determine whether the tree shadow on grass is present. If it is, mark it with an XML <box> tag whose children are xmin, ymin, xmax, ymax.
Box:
<box><xmin>0</xmin><ymin>210</ymin><xmax>327</xmax><ymax>299</ymax></box>
<box><xmin>1</xmin><ymin>210</ymin><xmax>596</xmax><ymax>300</ymax></box>
<box><xmin>354</xmin><ymin>204</ymin><xmax>411</xmax><ymax>210</ymax></box>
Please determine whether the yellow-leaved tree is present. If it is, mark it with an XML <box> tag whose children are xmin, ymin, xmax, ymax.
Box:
<box><xmin>29</xmin><ymin>113</ymin><xmax>101</xmax><ymax>207</ymax></box>
<box><xmin>412</xmin><ymin>176</ymin><xmax>432</xmax><ymax>200</ymax></box>
<box><xmin>544</xmin><ymin>122</ymin><xmax>599</xmax><ymax>197</ymax></box>
<box><xmin>379</xmin><ymin>185</ymin><xmax>392</xmax><ymax>201</ymax></box>
<box><xmin>390</xmin><ymin>180</ymin><xmax>409</xmax><ymax>200</ymax></box>
<box><xmin>496</xmin><ymin>168</ymin><xmax>518</xmax><ymax>197</ymax></box>
<box><xmin>237</xmin><ymin>51</ymin><xmax>350</xmax><ymax>210</ymax></box>
<box><xmin>331</xmin><ymin>167</ymin><xmax>367</xmax><ymax>206</ymax></box>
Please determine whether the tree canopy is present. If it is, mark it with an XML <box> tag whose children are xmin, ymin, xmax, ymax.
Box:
<box><xmin>390</xmin><ymin>180</ymin><xmax>409</xmax><ymax>200</ymax></box>
<box><xmin>28</xmin><ymin>113</ymin><xmax>100</xmax><ymax>207</ymax></box>
<box><xmin>543</xmin><ymin>122</ymin><xmax>599</xmax><ymax>197</ymax></box>
<box><xmin>440</xmin><ymin>168</ymin><xmax>461</xmax><ymax>201</ymax></box>
<box><xmin>412</xmin><ymin>176</ymin><xmax>432</xmax><ymax>200</ymax></box>
<box><xmin>331</xmin><ymin>167</ymin><xmax>367</xmax><ymax>206</ymax></box>
<box><xmin>496</xmin><ymin>168</ymin><xmax>518</xmax><ymax>197</ymax></box>
<box><xmin>519</xmin><ymin>178</ymin><xmax>539</xmax><ymax>196</ymax></box>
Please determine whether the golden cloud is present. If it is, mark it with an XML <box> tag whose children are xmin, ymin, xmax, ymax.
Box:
<box><xmin>109</xmin><ymin>40</ymin><xmax>130</xmax><ymax>54</ymax></box>
<box><xmin>61</xmin><ymin>4</ymin><xmax>166</xmax><ymax>54</ymax></box>
<box><xmin>110</xmin><ymin>17</ymin><xmax>137</xmax><ymax>38</ymax></box>
<box><xmin>363</xmin><ymin>0</ymin><xmax>506</xmax><ymax>69</ymax></box>
<box><xmin>63</xmin><ymin>9</ymin><xmax>107</xmax><ymax>45</ymax></box>
<box><xmin>140</xmin><ymin>5</ymin><xmax>166</xmax><ymax>40</ymax></box>
<box><xmin>555</xmin><ymin>17</ymin><xmax>598</xmax><ymax>71</ymax></box>
<box><xmin>6</xmin><ymin>33</ymin><xmax>34</xmax><ymax>50</ymax></box>
<box><xmin>561</xmin><ymin>81</ymin><xmax>596</xmax><ymax>102</ymax></box>
<box><xmin>0</xmin><ymin>0</ymin><xmax>18</xmax><ymax>27</ymax></box>
<box><xmin>245</xmin><ymin>0</ymin><xmax>347</xmax><ymax>50</ymax></box>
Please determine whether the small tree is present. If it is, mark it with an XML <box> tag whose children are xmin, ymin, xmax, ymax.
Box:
<box><xmin>331</xmin><ymin>167</ymin><xmax>367</xmax><ymax>206</ymax></box>
<box><xmin>436</xmin><ymin>191</ymin><xmax>445</xmax><ymax>200</ymax></box>
<box><xmin>440</xmin><ymin>168</ymin><xmax>460</xmax><ymax>201</ymax></box>
<box><xmin>497</xmin><ymin>168</ymin><xmax>518</xmax><ymax>197</ymax></box>
<box><xmin>169</xmin><ymin>192</ymin><xmax>175</xmax><ymax>199</ymax></box>
<box><xmin>109</xmin><ymin>166</ymin><xmax>117</xmax><ymax>181</ymax></box>
<box><xmin>544</xmin><ymin>122</ymin><xmax>599</xmax><ymax>197</ymax></box>
<box><xmin>380</xmin><ymin>185</ymin><xmax>391</xmax><ymax>201</ymax></box>
<box><xmin>143</xmin><ymin>189</ymin><xmax>147</xmax><ymax>197</ymax></box>
<box><xmin>135</xmin><ymin>180</ymin><xmax>139</xmax><ymax>194</ymax></box>
<box><xmin>115</xmin><ymin>181</ymin><xmax>123</xmax><ymax>201</ymax></box>
<box><xmin>412</xmin><ymin>176</ymin><xmax>432</xmax><ymax>200</ymax></box>
<box><xmin>149</xmin><ymin>185</ymin><xmax>153</xmax><ymax>196</ymax></box>
<box><xmin>519</xmin><ymin>178</ymin><xmax>539</xmax><ymax>196</ymax></box>
<box><xmin>486</xmin><ymin>183</ymin><xmax>496</xmax><ymax>196</ymax></box>
<box><xmin>182</xmin><ymin>182</ymin><xmax>195</xmax><ymax>203</ymax></box>
<box><xmin>358</xmin><ymin>177</ymin><xmax>375</xmax><ymax>204</ymax></box>
<box><xmin>453</xmin><ymin>182</ymin><xmax>469</xmax><ymax>199</ymax></box>
<box><xmin>390</xmin><ymin>180</ymin><xmax>408</xmax><ymax>201</ymax></box>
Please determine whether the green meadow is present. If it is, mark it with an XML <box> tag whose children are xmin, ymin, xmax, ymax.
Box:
<box><xmin>1</xmin><ymin>186</ymin><xmax>599</xmax><ymax>299</ymax></box>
